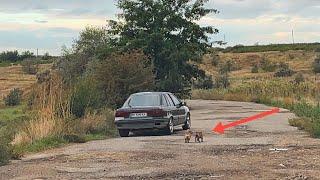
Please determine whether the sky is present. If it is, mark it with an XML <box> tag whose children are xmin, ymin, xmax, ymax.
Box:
<box><xmin>0</xmin><ymin>0</ymin><xmax>319</xmax><ymax>56</ymax></box>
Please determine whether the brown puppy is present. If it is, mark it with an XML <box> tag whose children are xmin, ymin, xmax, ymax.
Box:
<box><xmin>195</xmin><ymin>132</ymin><xmax>204</xmax><ymax>143</ymax></box>
<box><xmin>184</xmin><ymin>130</ymin><xmax>193</xmax><ymax>143</ymax></box>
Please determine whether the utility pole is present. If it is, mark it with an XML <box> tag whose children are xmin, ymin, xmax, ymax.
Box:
<box><xmin>36</xmin><ymin>48</ymin><xmax>39</xmax><ymax>57</ymax></box>
<box><xmin>292</xmin><ymin>29</ymin><xmax>295</xmax><ymax>44</ymax></box>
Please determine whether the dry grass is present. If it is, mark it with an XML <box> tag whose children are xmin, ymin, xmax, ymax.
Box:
<box><xmin>202</xmin><ymin>50</ymin><xmax>317</xmax><ymax>83</ymax></box>
<box><xmin>12</xmin><ymin>72</ymin><xmax>71</xmax><ymax>145</ymax></box>
<box><xmin>0</xmin><ymin>64</ymin><xmax>52</xmax><ymax>101</ymax></box>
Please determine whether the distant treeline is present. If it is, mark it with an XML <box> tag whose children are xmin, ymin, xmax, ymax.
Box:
<box><xmin>0</xmin><ymin>50</ymin><xmax>35</xmax><ymax>62</ymax></box>
<box><xmin>216</xmin><ymin>43</ymin><xmax>320</xmax><ymax>53</ymax></box>
<box><xmin>0</xmin><ymin>50</ymin><xmax>52</xmax><ymax>62</ymax></box>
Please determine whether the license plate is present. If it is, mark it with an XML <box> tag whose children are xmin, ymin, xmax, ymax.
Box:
<box><xmin>130</xmin><ymin>113</ymin><xmax>147</xmax><ymax>118</ymax></box>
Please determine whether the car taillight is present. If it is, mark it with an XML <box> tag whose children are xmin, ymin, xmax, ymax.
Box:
<box><xmin>148</xmin><ymin>109</ymin><xmax>167</xmax><ymax>117</ymax></box>
<box><xmin>115</xmin><ymin>111</ymin><xmax>129</xmax><ymax>118</ymax></box>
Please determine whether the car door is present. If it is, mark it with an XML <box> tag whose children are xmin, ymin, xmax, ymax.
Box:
<box><xmin>168</xmin><ymin>93</ymin><xmax>186</xmax><ymax>125</ymax></box>
<box><xmin>164</xmin><ymin>94</ymin><xmax>179</xmax><ymax>125</ymax></box>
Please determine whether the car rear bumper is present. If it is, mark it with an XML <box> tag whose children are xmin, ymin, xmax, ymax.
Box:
<box><xmin>115</xmin><ymin>118</ymin><xmax>169</xmax><ymax>130</ymax></box>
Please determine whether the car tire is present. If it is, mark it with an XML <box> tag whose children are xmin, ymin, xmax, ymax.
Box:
<box><xmin>118</xmin><ymin>129</ymin><xmax>130</xmax><ymax>137</ymax></box>
<box><xmin>165</xmin><ymin>118</ymin><xmax>174</xmax><ymax>135</ymax></box>
<box><xmin>182</xmin><ymin>113</ymin><xmax>191</xmax><ymax>130</ymax></box>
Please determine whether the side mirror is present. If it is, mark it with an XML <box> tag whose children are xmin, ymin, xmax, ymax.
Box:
<box><xmin>182</xmin><ymin>101</ymin><xmax>187</xmax><ymax>106</ymax></box>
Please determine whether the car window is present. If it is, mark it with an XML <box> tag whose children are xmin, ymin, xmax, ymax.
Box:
<box><xmin>165</xmin><ymin>94</ymin><xmax>174</xmax><ymax>107</ymax></box>
<box><xmin>124</xmin><ymin>94</ymin><xmax>160</xmax><ymax>107</ymax></box>
<box><xmin>161</xmin><ymin>95</ymin><xmax>168</xmax><ymax>106</ymax></box>
<box><xmin>168</xmin><ymin>94</ymin><xmax>181</xmax><ymax>106</ymax></box>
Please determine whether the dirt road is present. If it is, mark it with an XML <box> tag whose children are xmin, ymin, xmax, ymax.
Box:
<box><xmin>1</xmin><ymin>100</ymin><xmax>320</xmax><ymax>179</ymax></box>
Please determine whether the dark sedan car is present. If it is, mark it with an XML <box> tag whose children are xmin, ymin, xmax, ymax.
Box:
<box><xmin>114</xmin><ymin>92</ymin><xmax>191</xmax><ymax>137</ymax></box>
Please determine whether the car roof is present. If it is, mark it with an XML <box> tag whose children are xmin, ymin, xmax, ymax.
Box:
<box><xmin>131</xmin><ymin>92</ymin><xmax>171</xmax><ymax>96</ymax></box>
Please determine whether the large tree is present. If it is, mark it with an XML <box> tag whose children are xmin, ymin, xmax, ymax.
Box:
<box><xmin>109</xmin><ymin>0</ymin><xmax>218</xmax><ymax>96</ymax></box>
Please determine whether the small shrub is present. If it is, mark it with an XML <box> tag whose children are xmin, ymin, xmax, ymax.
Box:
<box><xmin>274</xmin><ymin>63</ymin><xmax>295</xmax><ymax>77</ymax></box>
<box><xmin>288</xmin><ymin>53</ymin><xmax>295</xmax><ymax>60</ymax></box>
<box><xmin>210</xmin><ymin>54</ymin><xmax>220</xmax><ymax>67</ymax></box>
<box><xmin>294</xmin><ymin>73</ymin><xmax>305</xmax><ymax>84</ymax></box>
<box><xmin>251</xmin><ymin>64</ymin><xmax>259</xmax><ymax>73</ymax></box>
<box><xmin>215</xmin><ymin>74</ymin><xmax>230</xmax><ymax>89</ymax></box>
<box><xmin>4</xmin><ymin>88</ymin><xmax>23</xmax><ymax>106</ymax></box>
<box><xmin>313</xmin><ymin>56</ymin><xmax>320</xmax><ymax>74</ymax></box>
<box><xmin>36</xmin><ymin>70</ymin><xmax>51</xmax><ymax>83</ymax></box>
<box><xmin>260</xmin><ymin>58</ymin><xmax>277</xmax><ymax>72</ymax></box>
<box><xmin>219</xmin><ymin>59</ymin><xmax>239</xmax><ymax>73</ymax></box>
<box><xmin>21</xmin><ymin>59</ymin><xmax>39</xmax><ymax>75</ymax></box>
<box><xmin>192</xmin><ymin>75</ymin><xmax>213</xmax><ymax>89</ymax></box>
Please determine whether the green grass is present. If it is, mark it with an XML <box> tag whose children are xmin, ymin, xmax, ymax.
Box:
<box><xmin>12</xmin><ymin>133</ymin><xmax>111</xmax><ymax>156</ymax></box>
<box><xmin>0</xmin><ymin>105</ymin><xmax>26</xmax><ymax>124</ymax></box>
<box><xmin>13</xmin><ymin>136</ymin><xmax>67</xmax><ymax>155</ymax></box>
<box><xmin>0</xmin><ymin>61</ymin><xmax>16</xmax><ymax>67</ymax></box>
<box><xmin>84</xmin><ymin>133</ymin><xmax>108</xmax><ymax>141</ymax></box>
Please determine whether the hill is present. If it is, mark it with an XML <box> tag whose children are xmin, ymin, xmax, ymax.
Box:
<box><xmin>201</xmin><ymin>50</ymin><xmax>317</xmax><ymax>85</ymax></box>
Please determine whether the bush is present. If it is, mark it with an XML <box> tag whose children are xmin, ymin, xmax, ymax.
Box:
<box><xmin>294</xmin><ymin>73</ymin><xmax>305</xmax><ymax>84</ymax></box>
<box><xmin>251</xmin><ymin>64</ymin><xmax>259</xmax><ymax>73</ymax></box>
<box><xmin>71</xmin><ymin>78</ymin><xmax>102</xmax><ymax>118</ymax></box>
<box><xmin>192</xmin><ymin>75</ymin><xmax>213</xmax><ymax>89</ymax></box>
<box><xmin>21</xmin><ymin>59</ymin><xmax>39</xmax><ymax>75</ymax></box>
<box><xmin>260</xmin><ymin>58</ymin><xmax>277</xmax><ymax>72</ymax></box>
<box><xmin>219</xmin><ymin>59</ymin><xmax>239</xmax><ymax>73</ymax></box>
<box><xmin>210</xmin><ymin>53</ymin><xmax>220</xmax><ymax>67</ymax></box>
<box><xmin>274</xmin><ymin>62</ymin><xmax>295</xmax><ymax>77</ymax></box>
<box><xmin>4</xmin><ymin>88</ymin><xmax>23</xmax><ymax>106</ymax></box>
<box><xmin>215</xmin><ymin>73</ymin><xmax>230</xmax><ymax>89</ymax></box>
<box><xmin>36</xmin><ymin>70</ymin><xmax>51</xmax><ymax>83</ymax></box>
<box><xmin>313</xmin><ymin>56</ymin><xmax>320</xmax><ymax>74</ymax></box>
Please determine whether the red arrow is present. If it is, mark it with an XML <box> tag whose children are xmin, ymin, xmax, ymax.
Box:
<box><xmin>212</xmin><ymin>108</ymin><xmax>280</xmax><ymax>134</ymax></box>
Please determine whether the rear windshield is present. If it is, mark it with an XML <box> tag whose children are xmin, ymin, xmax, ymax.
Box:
<box><xmin>124</xmin><ymin>94</ymin><xmax>161</xmax><ymax>107</ymax></box>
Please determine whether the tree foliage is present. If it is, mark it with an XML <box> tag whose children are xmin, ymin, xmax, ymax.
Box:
<box><xmin>0</xmin><ymin>50</ymin><xmax>35</xmax><ymax>62</ymax></box>
<box><xmin>92</xmin><ymin>50</ymin><xmax>155</xmax><ymax>107</ymax></box>
<box><xmin>109</xmin><ymin>0</ymin><xmax>218</xmax><ymax>95</ymax></box>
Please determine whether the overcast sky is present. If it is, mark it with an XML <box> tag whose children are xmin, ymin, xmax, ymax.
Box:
<box><xmin>0</xmin><ymin>0</ymin><xmax>319</xmax><ymax>55</ymax></box>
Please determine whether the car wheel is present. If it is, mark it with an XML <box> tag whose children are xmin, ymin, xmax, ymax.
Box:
<box><xmin>165</xmin><ymin>118</ymin><xmax>174</xmax><ymax>135</ymax></box>
<box><xmin>118</xmin><ymin>129</ymin><xmax>130</xmax><ymax>137</ymax></box>
<box><xmin>182</xmin><ymin>113</ymin><xmax>191</xmax><ymax>130</ymax></box>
